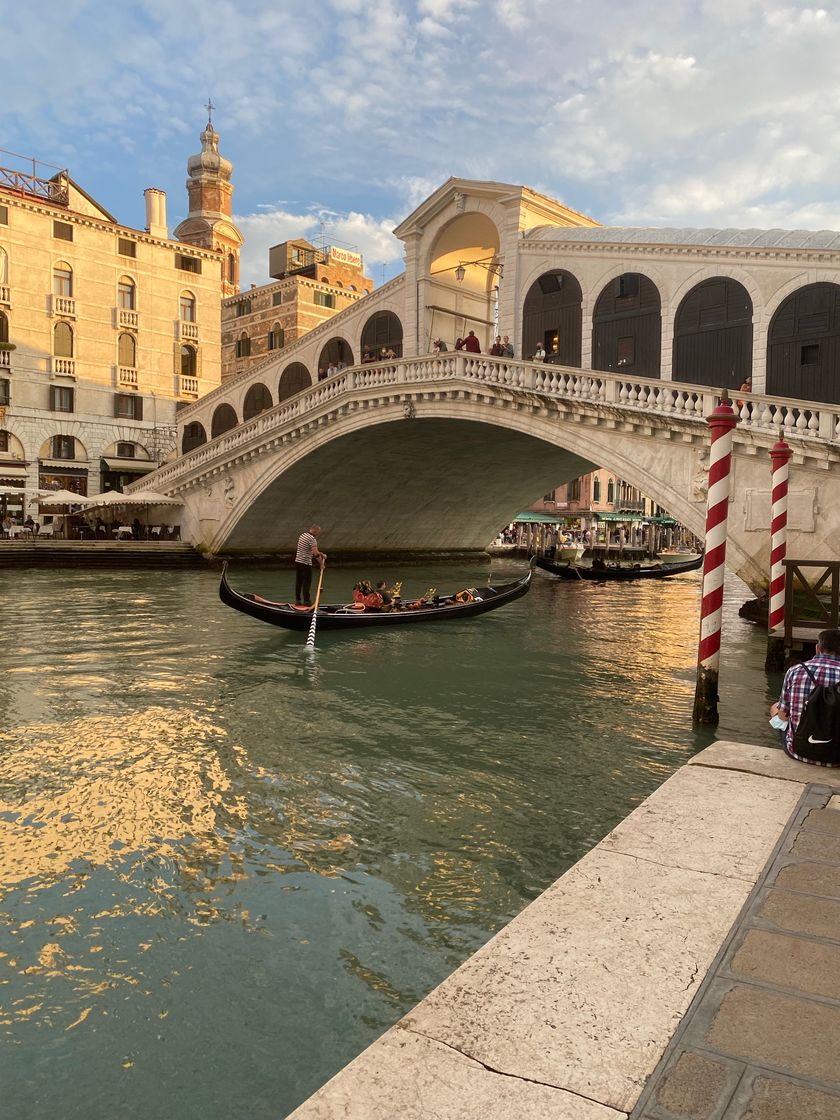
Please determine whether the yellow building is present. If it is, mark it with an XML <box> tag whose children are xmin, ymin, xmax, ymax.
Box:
<box><xmin>0</xmin><ymin>122</ymin><xmax>240</xmax><ymax>506</ymax></box>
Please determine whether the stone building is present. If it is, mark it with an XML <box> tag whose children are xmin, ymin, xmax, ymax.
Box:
<box><xmin>0</xmin><ymin>123</ymin><xmax>238</xmax><ymax>510</ymax></box>
<box><xmin>221</xmin><ymin>240</ymin><xmax>374</xmax><ymax>382</ymax></box>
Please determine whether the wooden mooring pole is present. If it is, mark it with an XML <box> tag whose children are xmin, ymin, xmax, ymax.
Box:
<box><xmin>693</xmin><ymin>396</ymin><xmax>738</xmax><ymax>724</ymax></box>
<box><xmin>765</xmin><ymin>435</ymin><xmax>792</xmax><ymax>671</ymax></box>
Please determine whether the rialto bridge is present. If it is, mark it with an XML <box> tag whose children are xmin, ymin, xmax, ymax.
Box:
<box><xmin>138</xmin><ymin>178</ymin><xmax>840</xmax><ymax>590</ymax></box>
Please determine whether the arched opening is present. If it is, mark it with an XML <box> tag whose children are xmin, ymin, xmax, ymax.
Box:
<box><xmin>54</xmin><ymin>320</ymin><xmax>73</xmax><ymax>357</ymax></box>
<box><xmin>118</xmin><ymin>276</ymin><xmax>136</xmax><ymax>310</ymax></box>
<box><xmin>0</xmin><ymin>247</ymin><xmax>8</xmax><ymax>285</ymax></box>
<box><xmin>211</xmin><ymin>403</ymin><xmax>238</xmax><ymax>438</ymax></box>
<box><xmin>673</xmin><ymin>278</ymin><xmax>752</xmax><ymax>389</ymax></box>
<box><xmin>317</xmin><ymin>338</ymin><xmax>353</xmax><ymax>374</ymax></box>
<box><xmin>361</xmin><ymin>310</ymin><xmax>403</xmax><ymax>359</ymax></box>
<box><xmin>278</xmin><ymin>363</ymin><xmax>311</xmax><ymax>401</ymax></box>
<box><xmin>427</xmin><ymin>212</ymin><xmax>501</xmax><ymax>352</ymax></box>
<box><xmin>243</xmin><ymin>382</ymin><xmax>273</xmax><ymax>420</ymax></box>
<box><xmin>235</xmin><ymin>331</ymin><xmax>251</xmax><ymax>359</ymax></box>
<box><xmin>592</xmin><ymin>273</ymin><xmax>661</xmax><ymax>379</ymax></box>
<box><xmin>227</xmin><ymin>253</ymin><xmax>236</xmax><ymax>285</ymax></box>
<box><xmin>0</xmin><ymin>310</ymin><xmax>8</xmax><ymax>345</ymax></box>
<box><xmin>267</xmin><ymin>323</ymin><xmax>284</xmax><ymax>351</ymax></box>
<box><xmin>53</xmin><ymin>262</ymin><xmax>72</xmax><ymax>297</ymax></box>
<box><xmin>182</xmin><ymin>422</ymin><xmax>207</xmax><ymax>453</ymax></box>
<box><xmin>118</xmin><ymin>332</ymin><xmax>136</xmax><ymax>368</ymax></box>
<box><xmin>180</xmin><ymin>345</ymin><xmax>196</xmax><ymax>377</ymax></box>
<box><xmin>767</xmin><ymin>282</ymin><xmax>840</xmax><ymax>403</ymax></box>
<box><xmin>180</xmin><ymin>291</ymin><xmax>196</xmax><ymax>322</ymax></box>
<box><xmin>521</xmin><ymin>270</ymin><xmax>583</xmax><ymax>365</ymax></box>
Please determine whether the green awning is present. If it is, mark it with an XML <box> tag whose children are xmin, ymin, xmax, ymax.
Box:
<box><xmin>645</xmin><ymin>516</ymin><xmax>679</xmax><ymax>525</ymax></box>
<box><xmin>595</xmin><ymin>511</ymin><xmax>648</xmax><ymax>522</ymax></box>
<box><xmin>513</xmin><ymin>512</ymin><xmax>569</xmax><ymax>524</ymax></box>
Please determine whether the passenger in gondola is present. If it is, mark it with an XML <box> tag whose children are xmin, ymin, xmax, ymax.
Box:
<box><xmin>352</xmin><ymin>580</ymin><xmax>383</xmax><ymax>609</ymax></box>
<box><xmin>376</xmin><ymin>581</ymin><xmax>393</xmax><ymax>607</ymax></box>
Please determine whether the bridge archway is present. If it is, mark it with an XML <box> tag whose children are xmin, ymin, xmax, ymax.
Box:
<box><xmin>592</xmin><ymin>273</ymin><xmax>662</xmax><ymax>378</ymax></box>
<box><xmin>211</xmin><ymin>403</ymin><xmax>238</xmax><ymax>438</ymax></box>
<box><xmin>521</xmin><ymin>269</ymin><xmax>582</xmax><ymax>364</ymax></box>
<box><xmin>426</xmin><ymin>212</ymin><xmax>500</xmax><ymax>351</ymax></box>
<box><xmin>279</xmin><ymin>363</ymin><xmax>311</xmax><ymax>402</ymax></box>
<box><xmin>767</xmin><ymin>282</ymin><xmax>840</xmax><ymax>403</ymax></box>
<box><xmin>182</xmin><ymin>421</ymin><xmax>207</xmax><ymax>453</ymax></box>
<box><xmin>673</xmin><ymin>278</ymin><xmax>753</xmax><ymax>390</ymax></box>
<box><xmin>361</xmin><ymin>310</ymin><xmax>403</xmax><ymax>358</ymax></box>
<box><xmin>317</xmin><ymin>337</ymin><xmax>354</xmax><ymax>373</ymax></box>
<box><xmin>243</xmin><ymin>382</ymin><xmax>273</xmax><ymax>420</ymax></box>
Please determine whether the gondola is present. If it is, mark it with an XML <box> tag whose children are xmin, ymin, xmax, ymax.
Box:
<box><xmin>534</xmin><ymin>553</ymin><xmax>703</xmax><ymax>582</ymax></box>
<box><xmin>219</xmin><ymin>562</ymin><xmax>533</xmax><ymax>631</ymax></box>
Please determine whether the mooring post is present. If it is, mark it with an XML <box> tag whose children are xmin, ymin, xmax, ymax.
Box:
<box><xmin>765</xmin><ymin>434</ymin><xmax>792</xmax><ymax>671</ymax></box>
<box><xmin>693</xmin><ymin>395</ymin><xmax>738</xmax><ymax>724</ymax></box>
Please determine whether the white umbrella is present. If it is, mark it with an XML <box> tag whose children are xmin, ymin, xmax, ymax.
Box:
<box><xmin>37</xmin><ymin>489</ymin><xmax>94</xmax><ymax>506</ymax></box>
<box><xmin>84</xmin><ymin>490</ymin><xmax>129</xmax><ymax>507</ymax></box>
<box><xmin>123</xmin><ymin>489</ymin><xmax>182</xmax><ymax>506</ymax></box>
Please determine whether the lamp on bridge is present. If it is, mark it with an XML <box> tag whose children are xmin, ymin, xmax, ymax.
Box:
<box><xmin>453</xmin><ymin>257</ymin><xmax>503</xmax><ymax>283</ymax></box>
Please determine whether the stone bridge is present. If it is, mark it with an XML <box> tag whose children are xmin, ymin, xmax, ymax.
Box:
<box><xmin>141</xmin><ymin>354</ymin><xmax>840</xmax><ymax>593</ymax></box>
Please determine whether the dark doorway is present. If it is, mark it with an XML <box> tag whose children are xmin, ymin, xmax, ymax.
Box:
<box><xmin>211</xmin><ymin>403</ymin><xmax>238</xmax><ymax>438</ymax></box>
<box><xmin>592</xmin><ymin>273</ymin><xmax>661</xmax><ymax>379</ymax></box>
<box><xmin>182</xmin><ymin>422</ymin><xmax>207</xmax><ymax>453</ymax></box>
<box><xmin>673</xmin><ymin>278</ymin><xmax>752</xmax><ymax>390</ymax></box>
<box><xmin>521</xmin><ymin>270</ymin><xmax>582</xmax><ymax>364</ymax></box>
<box><xmin>767</xmin><ymin>282</ymin><xmax>840</xmax><ymax>404</ymax></box>
<box><xmin>361</xmin><ymin>311</ymin><xmax>403</xmax><ymax>358</ymax></box>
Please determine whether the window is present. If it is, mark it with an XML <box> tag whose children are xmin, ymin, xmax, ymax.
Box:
<box><xmin>801</xmin><ymin>343</ymin><xmax>820</xmax><ymax>366</ymax></box>
<box><xmin>0</xmin><ymin>204</ymin><xmax>7</xmax><ymax>225</ymax></box>
<box><xmin>607</xmin><ymin>480</ymin><xmax>615</xmax><ymax>504</ymax></box>
<box><xmin>272</xmin><ymin>292</ymin><xmax>283</xmax><ymax>306</ymax></box>
<box><xmin>52</xmin><ymin>434</ymin><xmax>75</xmax><ymax>459</ymax></box>
<box><xmin>0</xmin><ymin>429</ymin><xmax>8</xmax><ymax>450</ymax></box>
<box><xmin>53</xmin><ymin>263</ymin><xmax>73</xmax><ymax>297</ymax></box>
<box><xmin>0</xmin><ymin>310</ymin><xmax>8</xmax><ymax>344</ymax></box>
<box><xmin>268</xmin><ymin>325</ymin><xmax>284</xmax><ymax>350</ymax></box>
<box><xmin>616</xmin><ymin>336</ymin><xmax>635</xmax><ymax>367</ymax></box>
<box><xmin>234</xmin><ymin>300</ymin><xmax>250</xmax><ymax>318</ymax></box>
<box><xmin>54</xmin><ymin>321</ymin><xmax>73</xmax><ymax>357</ymax></box>
<box><xmin>543</xmin><ymin>492</ymin><xmax>555</xmax><ymax>503</ymax></box>
<box><xmin>50</xmin><ymin>386</ymin><xmax>75</xmax><ymax>412</ymax></box>
<box><xmin>175</xmin><ymin>253</ymin><xmax>201</xmax><ymax>273</ymax></box>
<box><xmin>617</xmin><ymin>274</ymin><xmax>640</xmax><ymax>298</ymax></box>
<box><xmin>114</xmin><ymin>393</ymin><xmax>143</xmax><ymax>420</ymax></box>
<box><xmin>180</xmin><ymin>292</ymin><xmax>196</xmax><ymax>321</ymax></box>
<box><xmin>118</xmin><ymin>277</ymin><xmax>136</xmax><ymax>310</ymax></box>
<box><xmin>180</xmin><ymin>345</ymin><xmax>196</xmax><ymax>377</ymax></box>
<box><xmin>53</xmin><ymin>220</ymin><xmax>73</xmax><ymax>242</ymax></box>
<box><xmin>314</xmin><ymin>291</ymin><xmax>335</xmax><ymax>309</ymax></box>
<box><xmin>593</xmin><ymin>477</ymin><xmax>601</xmax><ymax>502</ymax></box>
<box><xmin>116</xmin><ymin>442</ymin><xmax>135</xmax><ymax>458</ymax></box>
<box><xmin>0</xmin><ymin>379</ymin><xmax>9</xmax><ymax>407</ymax></box>
<box><xmin>227</xmin><ymin>253</ymin><xmax>236</xmax><ymax>284</ymax></box>
<box><xmin>570</xmin><ymin>478</ymin><xmax>582</xmax><ymax>501</ymax></box>
<box><xmin>0</xmin><ymin>247</ymin><xmax>7</xmax><ymax>285</ymax></box>
<box><xmin>118</xmin><ymin>332</ymin><xmax>136</xmax><ymax>367</ymax></box>
<box><xmin>235</xmin><ymin>333</ymin><xmax>251</xmax><ymax>358</ymax></box>
<box><xmin>118</xmin><ymin>237</ymin><xmax>136</xmax><ymax>257</ymax></box>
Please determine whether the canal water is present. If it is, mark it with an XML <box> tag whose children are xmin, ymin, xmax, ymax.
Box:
<box><xmin>0</xmin><ymin>561</ymin><xmax>780</xmax><ymax>1119</ymax></box>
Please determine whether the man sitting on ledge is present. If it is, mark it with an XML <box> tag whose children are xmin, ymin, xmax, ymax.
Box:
<box><xmin>771</xmin><ymin>627</ymin><xmax>840</xmax><ymax>766</ymax></box>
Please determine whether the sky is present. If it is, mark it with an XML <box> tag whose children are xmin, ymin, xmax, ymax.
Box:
<box><xmin>4</xmin><ymin>0</ymin><xmax>840</xmax><ymax>287</ymax></box>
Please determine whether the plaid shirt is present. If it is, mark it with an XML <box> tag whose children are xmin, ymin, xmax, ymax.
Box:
<box><xmin>779</xmin><ymin>653</ymin><xmax>840</xmax><ymax>765</ymax></box>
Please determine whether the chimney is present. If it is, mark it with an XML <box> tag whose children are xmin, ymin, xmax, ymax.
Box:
<box><xmin>144</xmin><ymin>188</ymin><xmax>168</xmax><ymax>239</ymax></box>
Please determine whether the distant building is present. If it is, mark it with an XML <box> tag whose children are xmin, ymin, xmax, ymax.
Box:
<box><xmin>0</xmin><ymin>117</ymin><xmax>239</xmax><ymax>505</ymax></box>
<box><xmin>528</xmin><ymin>471</ymin><xmax>670</xmax><ymax>528</ymax></box>
<box><xmin>221</xmin><ymin>239</ymin><xmax>374</xmax><ymax>382</ymax></box>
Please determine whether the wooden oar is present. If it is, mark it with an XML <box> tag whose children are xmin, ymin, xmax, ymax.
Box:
<box><xmin>305</xmin><ymin>561</ymin><xmax>326</xmax><ymax>649</ymax></box>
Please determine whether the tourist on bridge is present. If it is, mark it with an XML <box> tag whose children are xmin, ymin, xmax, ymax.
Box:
<box><xmin>463</xmin><ymin>330</ymin><xmax>481</xmax><ymax>353</ymax></box>
<box><xmin>771</xmin><ymin>628</ymin><xmax>840</xmax><ymax>766</ymax></box>
<box><xmin>533</xmin><ymin>343</ymin><xmax>546</xmax><ymax>361</ymax></box>
<box><xmin>432</xmin><ymin>338</ymin><xmax>448</xmax><ymax>353</ymax></box>
<box><xmin>501</xmin><ymin>335</ymin><xmax>514</xmax><ymax>357</ymax></box>
<box><xmin>454</xmin><ymin>337</ymin><xmax>465</xmax><ymax>351</ymax></box>
<box><xmin>490</xmin><ymin>335</ymin><xmax>503</xmax><ymax>356</ymax></box>
<box><xmin>294</xmin><ymin>525</ymin><xmax>326</xmax><ymax>607</ymax></box>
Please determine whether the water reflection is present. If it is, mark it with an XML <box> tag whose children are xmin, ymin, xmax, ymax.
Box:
<box><xmin>0</xmin><ymin>563</ymin><xmax>776</xmax><ymax>1118</ymax></box>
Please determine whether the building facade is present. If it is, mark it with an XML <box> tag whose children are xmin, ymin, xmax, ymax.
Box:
<box><xmin>0</xmin><ymin>128</ymin><xmax>236</xmax><ymax>507</ymax></box>
<box><xmin>221</xmin><ymin>240</ymin><xmax>374</xmax><ymax>382</ymax></box>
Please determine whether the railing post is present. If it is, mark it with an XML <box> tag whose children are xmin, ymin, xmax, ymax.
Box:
<box><xmin>454</xmin><ymin>352</ymin><xmax>465</xmax><ymax>378</ymax></box>
<box><xmin>602</xmin><ymin>376</ymin><xmax>619</xmax><ymax>403</ymax></box>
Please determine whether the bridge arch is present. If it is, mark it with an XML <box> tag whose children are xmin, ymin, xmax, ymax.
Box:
<box><xmin>211</xmin><ymin>403</ymin><xmax>238</xmax><ymax>438</ymax></box>
<box><xmin>767</xmin><ymin>282</ymin><xmax>840</xmax><ymax>404</ymax></box>
<box><xmin>521</xmin><ymin>269</ymin><xmax>582</xmax><ymax>365</ymax></box>
<box><xmin>672</xmin><ymin>277</ymin><xmax>753</xmax><ymax>391</ymax></box>
<box><xmin>317</xmin><ymin>337</ymin><xmax>354</xmax><ymax>374</ymax></box>
<box><xmin>182</xmin><ymin>421</ymin><xmax>207</xmax><ymax>453</ymax></box>
<box><xmin>278</xmin><ymin>362</ymin><xmax>311</xmax><ymax>402</ymax></box>
<box><xmin>592</xmin><ymin>272</ymin><xmax>662</xmax><ymax>379</ymax></box>
<box><xmin>426</xmin><ymin>211</ymin><xmax>501</xmax><ymax>351</ymax></box>
<box><xmin>243</xmin><ymin>382</ymin><xmax>273</xmax><ymax>420</ymax></box>
<box><xmin>361</xmin><ymin>310</ymin><xmax>403</xmax><ymax>358</ymax></box>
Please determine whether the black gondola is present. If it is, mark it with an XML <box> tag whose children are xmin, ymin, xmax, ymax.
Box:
<box><xmin>219</xmin><ymin>562</ymin><xmax>533</xmax><ymax>631</ymax></box>
<box><xmin>534</xmin><ymin>553</ymin><xmax>703</xmax><ymax>581</ymax></box>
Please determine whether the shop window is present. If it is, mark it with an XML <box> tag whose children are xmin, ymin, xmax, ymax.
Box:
<box><xmin>53</xmin><ymin>434</ymin><xmax>75</xmax><ymax>459</ymax></box>
<box><xmin>114</xmin><ymin>393</ymin><xmax>143</xmax><ymax>420</ymax></box>
<box><xmin>54</xmin><ymin>321</ymin><xmax>73</xmax><ymax>357</ymax></box>
<box><xmin>50</xmin><ymin>386</ymin><xmax>75</xmax><ymax>412</ymax></box>
<box><xmin>53</xmin><ymin>220</ymin><xmax>73</xmax><ymax>242</ymax></box>
<box><xmin>118</xmin><ymin>237</ymin><xmax>136</xmax><ymax>257</ymax></box>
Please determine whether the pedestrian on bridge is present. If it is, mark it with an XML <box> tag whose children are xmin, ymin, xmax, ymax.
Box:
<box><xmin>295</xmin><ymin>525</ymin><xmax>326</xmax><ymax>607</ymax></box>
<box><xmin>463</xmin><ymin>330</ymin><xmax>481</xmax><ymax>353</ymax></box>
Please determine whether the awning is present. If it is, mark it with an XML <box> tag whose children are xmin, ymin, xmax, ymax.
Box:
<box><xmin>0</xmin><ymin>464</ymin><xmax>28</xmax><ymax>479</ymax></box>
<box><xmin>645</xmin><ymin>516</ymin><xmax>679</xmax><ymax>526</ymax></box>
<box><xmin>102</xmin><ymin>458</ymin><xmax>157</xmax><ymax>473</ymax></box>
<box><xmin>40</xmin><ymin>459</ymin><xmax>89</xmax><ymax>472</ymax></box>
<box><xmin>595</xmin><ymin>511</ymin><xmax>648</xmax><ymax>522</ymax></box>
<box><xmin>513</xmin><ymin>512</ymin><xmax>567</xmax><ymax>524</ymax></box>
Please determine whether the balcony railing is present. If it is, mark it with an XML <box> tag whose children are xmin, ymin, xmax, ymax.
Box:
<box><xmin>52</xmin><ymin>357</ymin><xmax>76</xmax><ymax>377</ymax></box>
<box><xmin>118</xmin><ymin>309</ymin><xmax>139</xmax><ymax>329</ymax></box>
<box><xmin>118</xmin><ymin>366</ymin><xmax>138</xmax><ymax>387</ymax></box>
<box><xmin>0</xmin><ymin>349</ymin><xmax>9</xmax><ymax>368</ymax></box>
<box><xmin>180</xmin><ymin>321</ymin><xmax>199</xmax><ymax>342</ymax></box>
<box><xmin>179</xmin><ymin>376</ymin><xmax>199</xmax><ymax>397</ymax></box>
<box><xmin>0</xmin><ymin>284</ymin><xmax>9</xmax><ymax>306</ymax></box>
<box><xmin>51</xmin><ymin>294</ymin><xmax>76</xmax><ymax>317</ymax></box>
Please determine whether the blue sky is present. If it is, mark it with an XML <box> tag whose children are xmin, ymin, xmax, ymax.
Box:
<box><xmin>5</xmin><ymin>0</ymin><xmax>840</xmax><ymax>286</ymax></box>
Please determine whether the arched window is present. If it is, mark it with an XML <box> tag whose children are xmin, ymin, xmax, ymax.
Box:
<box><xmin>607</xmin><ymin>480</ymin><xmax>615</xmax><ymax>504</ymax></box>
<box><xmin>593</xmin><ymin>477</ymin><xmax>601</xmax><ymax>503</ymax></box>
<box><xmin>235</xmin><ymin>332</ymin><xmax>251</xmax><ymax>359</ymax></box>
<box><xmin>118</xmin><ymin>332</ymin><xmax>136</xmax><ymax>368</ymax></box>
<box><xmin>227</xmin><ymin>253</ymin><xmax>236</xmax><ymax>285</ymax></box>
<box><xmin>182</xmin><ymin>422</ymin><xmax>207</xmax><ymax>453</ymax></box>
<box><xmin>53</xmin><ymin>262</ymin><xmax>73</xmax><ymax>297</ymax></box>
<box><xmin>0</xmin><ymin>310</ymin><xmax>7</xmax><ymax>345</ymax></box>
<box><xmin>0</xmin><ymin>247</ymin><xmax>7</xmax><ymax>285</ymax></box>
<box><xmin>180</xmin><ymin>345</ymin><xmax>196</xmax><ymax>377</ymax></box>
<box><xmin>243</xmin><ymin>383</ymin><xmax>273</xmax><ymax>420</ymax></box>
<box><xmin>361</xmin><ymin>311</ymin><xmax>403</xmax><ymax>359</ymax></box>
<box><xmin>767</xmin><ymin>282</ymin><xmax>840</xmax><ymax>404</ymax></box>
<box><xmin>180</xmin><ymin>291</ymin><xmax>196</xmax><ymax>322</ymax></box>
<box><xmin>267</xmin><ymin>323</ymin><xmax>284</xmax><ymax>350</ymax></box>
<box><xmin>592</xmin><ymin>273</ymin><xmax>662</xmax><ymax>379</ymax></box>
<box><xmin>278</xmin><ymin>362</ymin><xmax>311</xmax><ymax>401</ymax></box>
<box><xmin>54</xmin><ymin>320</ymin><xmax>73</xmax><ymax>357</ymax></box>
<box><xmin>211</xmin><ymin>403</ymin><xmax>238</xmax><ymax>438</ymax></box>
<box><xmin>118</xmin><ymin>276</ymin><xmax>136</xmax><ymax>310</ymax></box>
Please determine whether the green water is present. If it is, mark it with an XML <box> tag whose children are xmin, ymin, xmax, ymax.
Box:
<box><xmin>0</xmin><ymin>561</ymin><xmax>780</xmax><ymax>1118</ymax></box>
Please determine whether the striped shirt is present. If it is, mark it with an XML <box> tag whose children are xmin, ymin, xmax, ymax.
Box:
<box><xmin>779</xmin><ymin>653</ymin><xmax>840</xmax><ymax>765</ymax></box>
<box><xmin>295</xmin><ymin>532</ymin><xmax>318</xmax><ymax>566</ymax></box>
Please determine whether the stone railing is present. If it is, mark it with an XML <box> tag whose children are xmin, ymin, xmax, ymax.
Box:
<box><xmin>179</xmin><ymin>376</ymin><xmax>199</xmax><ymax>398</ymax></box>
<box><xmin>51</xmin><ymin>295</ymin><xmax>75</xmax><ymax>317</ymax></box>
<box><xmin>0</xmin><ymin>349</ymin><xmax>9</xmax><ymax>368</ymax></box>
<box><xmin>118</xmin><ymin>308</ymin><xmax>139</xmax><ymax>329</ymax></box>
<box><xmin>51</xmin><ymin>357</ymin><xmax>75</xmax><ymax>377</ymax></box>
<box><xmin>180</xmin><ymin>321</ymin><xmax>199</xmax><ymax>342</ymax></box>
<box><xmin>117</xmin><ymin>366</ymin><xmax>138</xmax><ymax>387</ymax></box>
<box><xmin>145</xmin><ymin>354</ymin><xmax>840</xmax><ymax>492</ymax></box>
<box><xmin>0</xmin><ymin>284</ymin><xmax>10</xmax><ymax>306</ymax></box>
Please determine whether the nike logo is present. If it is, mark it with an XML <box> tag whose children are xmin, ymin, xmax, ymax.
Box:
<box><xmin>808</xmin><ymin>736</ymin><xmax>833</xmax><ymax>744</ymax></box>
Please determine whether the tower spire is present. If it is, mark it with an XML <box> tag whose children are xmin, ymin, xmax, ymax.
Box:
<box><xmin>206</xmin><ymin>97</ymin><xmax>215</xmax><ymax>127</ymax></box>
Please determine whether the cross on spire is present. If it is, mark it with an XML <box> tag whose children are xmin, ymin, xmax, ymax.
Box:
<box><xmin>206</xmin><ymin>98</ymin><xmax>215</xmax><ymax>126</ymax></box>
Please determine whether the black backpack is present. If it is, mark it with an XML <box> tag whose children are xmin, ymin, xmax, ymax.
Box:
<box><xmin>792</xmin><ymin>665</ymin><xmax>840</xmax><ymax>765</ymax></box>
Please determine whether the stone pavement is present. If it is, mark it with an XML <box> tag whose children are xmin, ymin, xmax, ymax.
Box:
<box><xmin>631</xmin><ymin>782</ymin><xmax>840</xmax><ymax>1120</ymax></box>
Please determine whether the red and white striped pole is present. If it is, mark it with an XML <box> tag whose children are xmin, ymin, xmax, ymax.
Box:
<box><xmin>768</xmin><ymin>436</ymin><xmax>793</xmax><ymax>634</ymax></box>
<box><xmin>693</xmin><ymin>396</ymin><xmax>738</xmax><ymax>724</ymax></box>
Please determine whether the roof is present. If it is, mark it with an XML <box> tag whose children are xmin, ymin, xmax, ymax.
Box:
<box><xmin>525</xmin><ymin>226</ymin><xmax>840</xmax><ymax>251</ymax></box>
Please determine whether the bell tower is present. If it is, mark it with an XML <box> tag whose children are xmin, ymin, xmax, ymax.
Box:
<box><xmin>174</xmin><ymin>102</ymin><xmax>244</xmax><ymax>296</ymax></box>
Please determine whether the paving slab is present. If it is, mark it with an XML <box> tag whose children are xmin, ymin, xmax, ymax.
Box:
<box><xmin>757</xmin><ymin>887</ymin><xmax>840</xmax><ymax>941</ymax></box>
<box><xmin>790</xmin><ymin>829</ymin><xmax>840</xmax><ymax>861</ymax></box>
<box><xmin>774</xmin><ymin>860</ymin><xmax>840</xmax><ymax>899</ymax></box>
<box><xmin>651</xmin><ymin>1050</ymin><xmax>742</xmax><ymax>1118</ymax></box>
<box><xmin>801</xmin><ymin>806</ymin><xmax>840</xmax><ymax>835</ymax></box>
<box><xmin>285</xmin><ymin>1026</ymin><xmax>626</xmax><ymax>1120</ymax></box>
<box><xmin>728</xmin><ymin>927</ymin><xmax>840</xmax><ymax>1000</ymax></box>
<box><xmin>731</xmin><ymin>1073</ymin><xmax>840</xmax><ymax>1119</ymax></box>
<box><xmin>687</xmin><ymin>742</ymin><xmax>840</xmax><ymax>789</ymax></box>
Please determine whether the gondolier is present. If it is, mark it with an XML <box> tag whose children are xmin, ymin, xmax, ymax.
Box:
<box><xmin>295</xmin><ymin>525</ymin><xmax>326</xmax><ymax>606</ymax></box>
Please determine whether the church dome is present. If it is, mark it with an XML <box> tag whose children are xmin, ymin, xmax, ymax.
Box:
<box><xmin>187</xmin><ymin>122</ymin><xmax>232</xmax><ymax>182</ymax></box>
